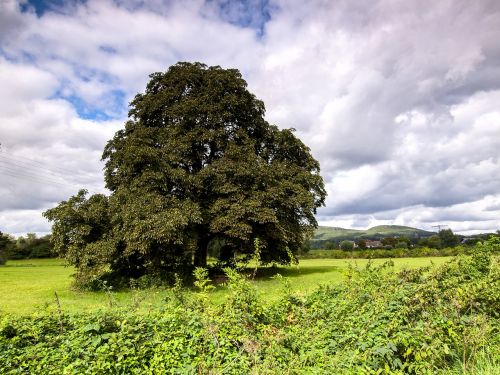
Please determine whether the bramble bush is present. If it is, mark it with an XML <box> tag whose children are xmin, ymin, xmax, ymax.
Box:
<box><xmin>1</xmin><ymin>239</ymin><xmax>499</xmax><ymax>374</ymax></box>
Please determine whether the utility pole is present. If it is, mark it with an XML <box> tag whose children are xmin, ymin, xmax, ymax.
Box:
<box><xmin>432</xmin><ymin>224</ymin><xmax>447</xmax><ymax>232</ymax></box>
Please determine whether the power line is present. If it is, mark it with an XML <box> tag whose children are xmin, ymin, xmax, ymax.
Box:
<box><xmin>1</xmin><ymin>167</ymin><xmax>85</xmax><ymax>190</ymax></box>
<box><xmin>0</xmin><ymin>146</ymin><xmax>107</xmax><ymax>195</ymax></box>
<box><xmin>1</xmin><ymin>169</ymin><xmax>108</xmax><ymax>196</ymax></box>
<box><xmin>432</xmin><ymin>224</ymin><xmax>448</xmax><ymax>232</ymax></box>
<box><xmin>0</xmin><ymin>163</ymin><xmax>107</xmax><ymax>195</ymax></box>
<box><xmin>0</xmin><ymin>160</ymin><xmax>73</xmax><ymax>183</ymax></box>
<box><xmin>0</xmin><ymin>160</ymin><xmax>106</xmax><ymax>194</ymax></box>
<box><xmin>0</xmin><ymin>158</ymin><xmax>101</xmax><ymax>190</ymax></box>
<box><xmin>0</xmin><ymin>154</ymin><xmax>76</xmax><ymax>179</ymax></box>
<box><xmin>0</xmin><ymin>151</ymin><xmax>96</xmax><ymax>177</ymax></box>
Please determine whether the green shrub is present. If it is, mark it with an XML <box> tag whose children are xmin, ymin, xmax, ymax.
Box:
<box><xmin>7</xmin><ymin>234</ymin><xmax>55</xmax><ymax>260</ymax></box>
<box><xmin>301</xmin><ymin>245</ymin><xmax>476</xmax><ymax>259</ymax></box>
<box><xmin>0</xmin><ymin>231</ymin><xmax>10</xmax><ymax>265</ymax></box>
<box><xmin>1</xmin><ymin>251</ymin><xmax>498</xmax><ymax>373</ymax></box>
<box><xmin>340</xmin><ymin>240</ymin><xmax>355</xmax><ymax>251</ymax></box>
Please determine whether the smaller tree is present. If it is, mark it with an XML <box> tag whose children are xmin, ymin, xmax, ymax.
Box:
<box><xmin>462</xmin><ymin>238</ymin><xmax>479</xmax><ymax>246</ymax></box>
<box><xmin>418</xmin><ymin>238</ymin><xmax>428</xmax><ymax>247</ymax></box>
<box><xmin>13</xmin><ymin>236</ymin><xmax>29</xmax><ymax>259</ymax></box>
<box><xmin>381</xmin><ymin>237</ymin><xmax>398</xmax><ymax>247</ymax></box>
<box><xmin>7</xmin><ymin>233</ymin><xmax>54</xmax><ymax>259</ymax></box>
<box><xmin>324</xmin><ymin>240</ymin><xmax>337</xmax><ymax>250</ymax></box>
<box><xmin>0</xmin><ymin>231</ymin><xmax>13</xmax><ymax>265</ymax></box>
<box><xmin>340</xmin><ymin>240</ymin><xmax>355</xmax><ymax>251</ymax></box>
<box><xmin>43</xmin><ymin>190</ymin><xmax>116</xmax><ymax>288</ymax></box>
<box><xmin>426</xmin><ymin>235</ymin><xmax>442</xmax><ymax>249</ymax></box>
<box><xmin>439</xmin><ymin>229</ymin><xmax>459</xmax><ymax>248</ymax></box>
<box><xmin>398</xmin><ymin>236</ymin><xmax>411</xmax><ymax>246</ymax></box>
<box><xmin>357</xmin><ymin>239</ymin><xmax>367</xmax><ymax>249</ymax></box>
<box><xmin>395</xmin><ymin>241</ymin><xmax>408</xmax><ymax>249</ymax></box>
<box><xmin>300</xmin><ymin>240</ymin><xmax>311</xmax><ymax>255</ymax></box>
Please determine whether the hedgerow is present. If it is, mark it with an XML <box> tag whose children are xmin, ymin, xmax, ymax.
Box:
<box><xmin>301</xmin><ymin>244</ymin><xmax>500</xmax><ymax>259</ymax></box>
<box><xmin>1</xmin><ymin>240</ymin><xmax>498</xmax><ymax>374</ymax></box>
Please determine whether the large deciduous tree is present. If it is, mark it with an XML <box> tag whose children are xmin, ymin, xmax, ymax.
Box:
<box><xmin>44</xmin><ymin>62</ymin><xmax>326</xmax><ymax>287</ymax></box>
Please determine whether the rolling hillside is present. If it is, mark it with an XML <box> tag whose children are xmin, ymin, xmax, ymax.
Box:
<box><xmin>312</xmin><ymin>225</ymin><xmax>436</xmax><ymax>247</ymax></box>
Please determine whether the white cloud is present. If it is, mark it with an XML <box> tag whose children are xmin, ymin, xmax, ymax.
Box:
<box><xmin>0</xmin><ymin>209</ymin><xmax>53</xmax><ymax>237</ymax></box>
<box><xmin>0</xmin><ymin>56</ymin><xmax>121</xmax><ymax>233</ymax></box>
<box><xmin>1</xmin><ymin>0</ymin><xmax>500</xmax><ymax>235</ymax></box>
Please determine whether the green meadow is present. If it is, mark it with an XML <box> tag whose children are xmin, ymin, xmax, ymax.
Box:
<box><xmin>0</xmin><ymin>257</ymin><xmax>451</xmax><ymax>315</ymax></box>
<box><xmin>1</xmin><ymin>254</ymin><xmax>498</xmax><ymax>374</ymax></box>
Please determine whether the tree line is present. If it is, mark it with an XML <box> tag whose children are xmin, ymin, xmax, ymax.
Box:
<box><xmin>0</xmin><ymin>231</ymin><xmax>54</xmax><ymax>264</ymax></box>
<box><xmin>320</xmin><ymin>229</ymin><xmax>484</xmax><ymax>251</ymax></box>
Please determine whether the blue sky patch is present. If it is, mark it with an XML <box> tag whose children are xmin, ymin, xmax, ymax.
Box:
<box><xmin>62</xmin><ymin>94</ymin><xmax>113</xmax><ymax>121</ymax></box>
<box><xmin>205</xmin><ymin>0</ymin><xmax>275</xmax><ymax>37</ymax></box>
<box><xmin>51</xmin><ymin>88</ymin><xmax>126</xmax><ymax>121</ymax></box>
<box><xmin>22</xmin><ymin>0</ymin><xmax>86</xmax><ymax>17</ymax></box>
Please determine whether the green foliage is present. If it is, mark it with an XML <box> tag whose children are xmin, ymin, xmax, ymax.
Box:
<box><xmin>0</xmin><ymin>231</ymin><xmax>10</xmax><ymax>265</ymax></box>
<box><xmin>322</xmin><ymin>240</ymin><xmax>338</xmax><ymax>250</ymax></box>
<box><xmin>395</xmin><ymin>241</ymin><xmax>408</xmax><ymax>249</ymax></box>
<box><xmin>43</xmin><ymin>190</ymin><xmax>118</xmax><ymax>289</ymax></box>
<box><xmin>424</xmin><ymin>234</ymin><xmax>443</xmax><ymax>249</ymax></box>
<box><xmin>357</xmin><ymin>239</ymin><xmax>367</xmax><ymax>249</ymax></box>
<box><xmin>7</xmin><ymin>233</ymin><xmax>54</xmax><ymax>260</ymax></box>
<box><xmin>340</xmin><ymin>240</ymin><xmax>354</xmax><ymax>251</ymax></box>
<box><xmin>381</xmin><ymin>236</ymin><xmax>398</xmax><ymax>247</ymax></box>
<box><xmin>1</xmin><ymin>252</ymin><xmax>498</xmax><ymax>373</ymax></box>
<box><xmin>478</xmin><ymin>233</ymin><xmax>500</xmax><ymax>253</ymax></box>
<box><xmin>1</xmin><ymin>257</ymin><xmax>451</xmax><ymax>316</ymax></box>
<box><xmin>302</xmin><ymin>244</ymin><xmax>499</xmax><ymax>259</ymax></box>
<box><xmin>439</xmin><ymin>228</ymin><xmax>460</xmax><ymax>248</ymax></box>
<box><xmin>251</xmin><ymin>237</ymin><xmax>262</xmax><ymax>279</ymax></box>
<box><xmin>44</xmin><ymin>62</ymin><xmax>326</xmax><ymax>288</ymax></box>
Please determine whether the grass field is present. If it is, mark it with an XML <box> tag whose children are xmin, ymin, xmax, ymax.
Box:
<box><xmin>1</xmin><ymin>254</ymin><xmax>498</xmax><ymax>373</ymax></box>
<box><xmin>0</xmin><ymin>257</ymin><xmax>452</xmax><ymax>315</ymax></box>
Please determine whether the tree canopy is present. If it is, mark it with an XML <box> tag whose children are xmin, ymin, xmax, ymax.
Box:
<box><xmin>438</xmin><ymin>228</ymin><xmax>459</xmax><ymax>248</ymax></box>
<box><xmin>0</xmin><ymin>231</ymin><xmax>10</xmax><ymax>265</ymax></box>
<box><xmin>44</xmin><ymin>62</ymin><xmax>326</xmax><ymax>288</ymax></box>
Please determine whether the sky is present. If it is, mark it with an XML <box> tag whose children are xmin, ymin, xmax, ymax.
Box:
<box><xmin>1</xmin><ymin>0</ymin><xmax>500</xmax><ymax>237</ymax></box>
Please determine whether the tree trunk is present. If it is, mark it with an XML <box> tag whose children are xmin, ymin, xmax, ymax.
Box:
<box><xmin>194</xmin><ymin>234</ymin><xmax>209</xmax><ymax>267</ymax></box>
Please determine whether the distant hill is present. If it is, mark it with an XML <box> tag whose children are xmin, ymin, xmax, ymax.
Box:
<box><xmin>311</xmin><ymin>225</ymin><xmax>436</xmax><ymax>248</ymax></box>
